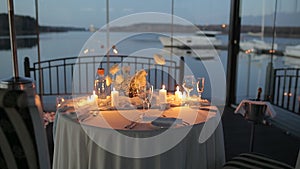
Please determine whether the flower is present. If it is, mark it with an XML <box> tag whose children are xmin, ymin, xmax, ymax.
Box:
<box><xmin>115</xmin><ymin>74</ymin><xmax>124</xmax><ymax>84</ymax></box>
<box><xmin>109</xmin><ymin>64</ymin><xmax>120</xmax><ymax>75</ymax></box>
<box><xmin>153</xmin><ymin>54</ymin><xmax>166</xmax><ymax>65</ymax></box>
<box><xmin>130</xmin><ymin>69</ymin><xmax>147</xmax><ymax>89</ymax></box>
<box><xmin>122</xmin><ymin>65</ymin><xmax>131</xmax><ymax>75</ymax></box>
<box><xmin>105</xmin><ymin>75</ymin><xmax>112</xmax><ymax>86</ymax></box>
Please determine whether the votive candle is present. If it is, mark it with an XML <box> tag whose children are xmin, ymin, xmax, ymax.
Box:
<box><xmin>87</xmin><ymin>90</ymin><xmax>98</xmax><ymax>103</ymax></box>
<box><xmin>175</xmin><ymin>86</ymin><xmax>182</xmax><ymax>101</ymax></box>
<box><xmin>159</xmin><ymin>85</ymin><xmax>167</xmax><ymax>103</ymax></box>
<box><xmin>111</xmin><ymin>88</ymin><xmax>119</xmax><ymax>107</ymax></box>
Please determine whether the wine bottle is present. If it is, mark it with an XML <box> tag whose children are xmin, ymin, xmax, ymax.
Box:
<box><xmin>94</xmin><ymin>68</ymin><xmax>108</xmax><ymax>99</ymax></box>
<box><xmin>256</xmin><ymin>87</ymin><xmax>262</xmax><ymax>101</ymax></box>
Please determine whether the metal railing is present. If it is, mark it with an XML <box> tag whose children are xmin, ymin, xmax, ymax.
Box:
<box><xmin>24</xmin><ymin>55</ymin><xmax>184</xmax><ymax>97</ymax></box>
<box><xmin>272</xmin><ymin>68</ymin><xmax>300</xmax><ymax>114</ymax></box>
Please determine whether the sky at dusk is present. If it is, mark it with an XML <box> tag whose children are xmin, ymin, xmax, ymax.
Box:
<box><xmin>0</xmin><ymin>0</ymin><xmax>299</xmax><ymax>28</ymax></box>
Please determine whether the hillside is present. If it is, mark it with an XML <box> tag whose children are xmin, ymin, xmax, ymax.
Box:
<box><xmin>0</xmin><ymin>13</ymin><xmax>85</xmax><ymax>36</ymax></box>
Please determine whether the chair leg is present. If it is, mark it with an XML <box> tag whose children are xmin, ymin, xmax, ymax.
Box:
<box><xmin>249</xmin><ymin>122</ymin><xmax>255</xmax><ymax>152</ymax></box>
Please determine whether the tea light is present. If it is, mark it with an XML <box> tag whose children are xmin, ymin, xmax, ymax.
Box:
<box><xmin>87</xmin><ymin>90</ymin><xmax>98</xmax><ymax>103</ymax></box>
<box><xmin>91</xmin><ymin>90</ymin><xmax>98</xmax><ymax>100</ymax></box>
<box><xmin>56</xmin><ymin>96</ymin><xmax>65</xmax><ymax>108</ymax></box>
<box><xmin>111</xmin><ymin>88</ymin><xmax>119</xmax><ymax>107</ymax></box>
<box><xmin>175</xmin><ymin>86</ymin><xmax>182</xmax><ymax>101</ymax></box>
<box><xmin>159</xmin><ymin>84</ymin><xmax>167</xmax><ymax>103</ymax></box>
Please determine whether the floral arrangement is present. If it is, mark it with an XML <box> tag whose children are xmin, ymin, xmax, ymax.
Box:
<box><xmin>108</xmin><ymin>64</ymin><xmax>147</xmax><ymax>97</ymax></box>
<box><xmin>107</xmin><ymin>54</ymin><xmax>166</xmax><ymax>96</ymax></box>
<box><xmin>153</xmin><ymin>54</ymin><xmax>166</xmax><ymax>65</ymax></box>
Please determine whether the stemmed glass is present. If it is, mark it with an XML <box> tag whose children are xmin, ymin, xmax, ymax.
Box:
<box><xmin>136</xmin><ymin>82</ymin><xmax>153</xmax><ymax>125</ymax></box>
<box><xmin>182</xmin><ymin>75</ymin><xmax>196</xmax><ymax>99</ymax></box>
<box><xmin>197</xmin><ymin>77</ymin><xmax>205</xmax><ymax>100</ymax></box>
<box><xmin>138</xmin><ymin>82</ymin><xmax>154</xmax><ymax>110</ymax></box>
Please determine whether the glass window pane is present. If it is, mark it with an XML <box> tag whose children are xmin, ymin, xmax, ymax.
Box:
<box><xmin>236</xmin><ymin>0</ymin><xmax>300</xmax><ymax>113</ymax></box>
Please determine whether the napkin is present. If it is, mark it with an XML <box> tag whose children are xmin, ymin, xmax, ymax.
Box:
<box><xmin>75</xmin><ymin>103</ymin><xmax>98</xmax><ymax>116</ymax></box>
<box><xmin>150</xmin><ymin>117</ymin><xmax>183</xmax><ymax>128</ymax></box>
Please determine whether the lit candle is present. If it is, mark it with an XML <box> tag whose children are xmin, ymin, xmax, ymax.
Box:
<box><xmin>111</xmin><ymin>88</ymin><xmax>119</xmax><ymax>107</ymax></box>
<box><xmin>92</xmin><ymin>90</ymin><xmax>98</xmax><ymax>100</ymax></box>
<box><xmin>87</xmin><ymin>90</ymin><xmax>98</xmax><ymax>103</ymax></box>
<box><xmin>56</xmin><ymin>96</ymin><xmax>65</xmax><ymax>108</ymax></box>
<box><xmin>159</xmin><ymin>84</ymin><xmax>167</xmax><ymax>103</ymax></box>
<box><xmin>175</xmin><ymin>86</ymin><xmax>182</xmax><ymax>101</ymax></box>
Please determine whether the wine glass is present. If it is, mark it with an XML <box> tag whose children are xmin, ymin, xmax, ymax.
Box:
<box><xmin>182</xmin><ymin>75</ymin><xmax>196</xmax><ymax>99</ymax></box>
<box><xmin>197</xmin><ymin>77</ymin><xmax>205</xmax><ymax>100</ymax></box>
<box><xmin>138</xmin><ymin>82</ymin><xmax>154</xmax><ymax>110</ymax></box>
<box><xmin>136</xmin><ymin>82</ymin><xmax>153</xmax><ymax>123</ymax></box>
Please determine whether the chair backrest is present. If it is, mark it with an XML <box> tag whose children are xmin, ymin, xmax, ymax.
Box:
<box><xmin>244</xmin><ymin>102</ymin><xmax>267</xmax><ymax>124</ymax></box>
<box><xmin>223</xmin><ymin>152</ymin><xmax>295</xmax><ymax>169</ymax></box>
<box><xmin>296</xmin><ymin>149</ymin><xmax>300</xmax><ymax>169</ymax></box>
<box><xmin>0</xmin><ymin>89</ymin><xmax>50</xmax><ymax>169</ymax></box>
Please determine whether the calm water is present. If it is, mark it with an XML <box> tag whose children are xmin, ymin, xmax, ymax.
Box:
<box><xmin>0</xmin><ymin>31</ymin><xmax>299</xmax><ymax>108</ymax></box>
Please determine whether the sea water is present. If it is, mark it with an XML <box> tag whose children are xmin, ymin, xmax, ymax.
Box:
<box><xmin>0</xmin><ymin>31</ymin><xmax>299</xmax><ymax>110</ymax></box>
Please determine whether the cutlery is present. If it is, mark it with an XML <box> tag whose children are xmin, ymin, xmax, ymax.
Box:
<box><xmin>128</xmin><ymin>122</ymin><xmax>137</xmax><ymax>129</ymax></box>
<box><xmin>124</xmin><ymin>121</ymin><xmax>136</xmax><ymax>129</ymax></box>
<box><xmin>124</xmin><ymin>117</ymin><xmax>141</xmax><ymax>129</ymax></box>
<box><xmin>199</xmin><ymin>107</ymin><xmax>217</xmax><ymax>112</ymax></box>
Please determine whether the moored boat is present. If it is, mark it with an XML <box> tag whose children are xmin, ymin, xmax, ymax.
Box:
<box><xmin>284</xmin><ymin>44</ymin><xmax>300</xmax><ymax>58</ymax></box>
<box><xmin>159</xmin><ymin>31</ymin><xmax>223</xmax><ymax>48</ymax></box>
<box><xmin>239</xmin><ymin>39</ymin><xmax>278</xmax><ymax>52</ymax></box>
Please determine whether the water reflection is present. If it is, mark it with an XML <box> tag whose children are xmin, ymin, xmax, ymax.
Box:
<box><xmin>0</xmin><ymin>37</ymin><xmax>37</xmax><ymax>50</ymax></box>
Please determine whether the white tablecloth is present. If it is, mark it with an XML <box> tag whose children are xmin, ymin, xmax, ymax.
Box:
<box><xmin>235</xmin><ymin>99</ymin><xmax>276</xmax><ymax>118</ymax></box>
<box><xmin>52</xmin><ymin>102</ymin><xmax>225</xmax><ymax>169</ymax></box>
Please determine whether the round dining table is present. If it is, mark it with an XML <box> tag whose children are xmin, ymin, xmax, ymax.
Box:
<box><xmin>52</xmin><ymin>99</ymin><xmax>225</xmax><ymax>169</ymax></box>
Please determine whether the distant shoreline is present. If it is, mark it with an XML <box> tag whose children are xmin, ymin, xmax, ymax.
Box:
<box><xmin>1</xmin><ymin>13</ymin><xmax>300</xmax><ymax>38</ymax></box>
<box><xmin>0</xmin><ymin>13</ymin><xmax>85</xmax><ymax>36</ymax></box>
<box><xmin>106</xmin><ymin>23</ymin><xmax>300</xmax><ymax>38</ymax></box>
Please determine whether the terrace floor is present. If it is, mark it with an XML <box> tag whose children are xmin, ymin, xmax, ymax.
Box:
<box><xmin>222</xmin><ymin>106</ymin><xmax>299</xmax><ymax>167</ymax></box>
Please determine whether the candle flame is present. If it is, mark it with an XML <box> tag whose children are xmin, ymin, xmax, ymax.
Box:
<box><xmin>162</xmin><ymin>84</ymin><xmax>165</xmax><ymax>90</ymax></box>
<box><xmin>176</xmin><ymin>85</ymin><xmax>179</xmax><ymax>91</ymax></box>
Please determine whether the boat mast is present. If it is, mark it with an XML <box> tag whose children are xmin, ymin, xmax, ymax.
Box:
<box><xmin>261</xmin><ymin>0</ymin><xmax>265</xmax><ymax>41</ymax></box>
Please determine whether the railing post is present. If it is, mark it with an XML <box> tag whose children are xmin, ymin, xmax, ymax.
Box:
<box><xmin>264</xmin><ymin>62</ymin><xmax>274</xmax><ymax>101</ymax></box>
<box><xmin>270</xmin><ymin>67</ymin><xmax>275</xmax><ymax>103</ymax></box>
<box><xmin>272</xmin><ymin>69</ymin><xmax>277</xmax><ymax>104</ymax></box>
<box><xmin>179</xmin><ymin>56</ymin><xmax>185</xmax><ymax>85</ymax></box>
<box><xmin>24</xmin><ymin>57</ymin><xmax>31</xmax><ymax>77</ymax></box>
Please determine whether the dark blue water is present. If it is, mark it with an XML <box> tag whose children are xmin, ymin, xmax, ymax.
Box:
<box><xmin>0</xmin><ymin>31</ymin><xmax>299</xmax><ymax>107</ymax></box>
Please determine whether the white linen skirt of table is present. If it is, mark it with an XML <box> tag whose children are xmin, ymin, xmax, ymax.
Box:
<box><xmin>52</xmin><ymin>113</ymin><xmax>225</xmax><ymax>169</ymax></box>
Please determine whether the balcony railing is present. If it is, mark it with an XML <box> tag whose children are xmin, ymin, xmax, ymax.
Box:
<box><xmin>24</xmin><ymin>55</ymin><xmax>184</xmax><ymax>97</ymax></box>
<box><xmin>272</xmin><ymin>68</ymin><xmax>300</xmax><ymax>114</ymax></box>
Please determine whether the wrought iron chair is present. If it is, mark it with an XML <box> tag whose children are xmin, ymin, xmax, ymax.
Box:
<box><xmin>223</xmin><ymin>152</ymin><xmax>295</xmax><ymax>169</ymax></box>
<box><xmin>0</xmin><ymin>77</ymin><xmax>51</xmax><ymax>169</ymax></box>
